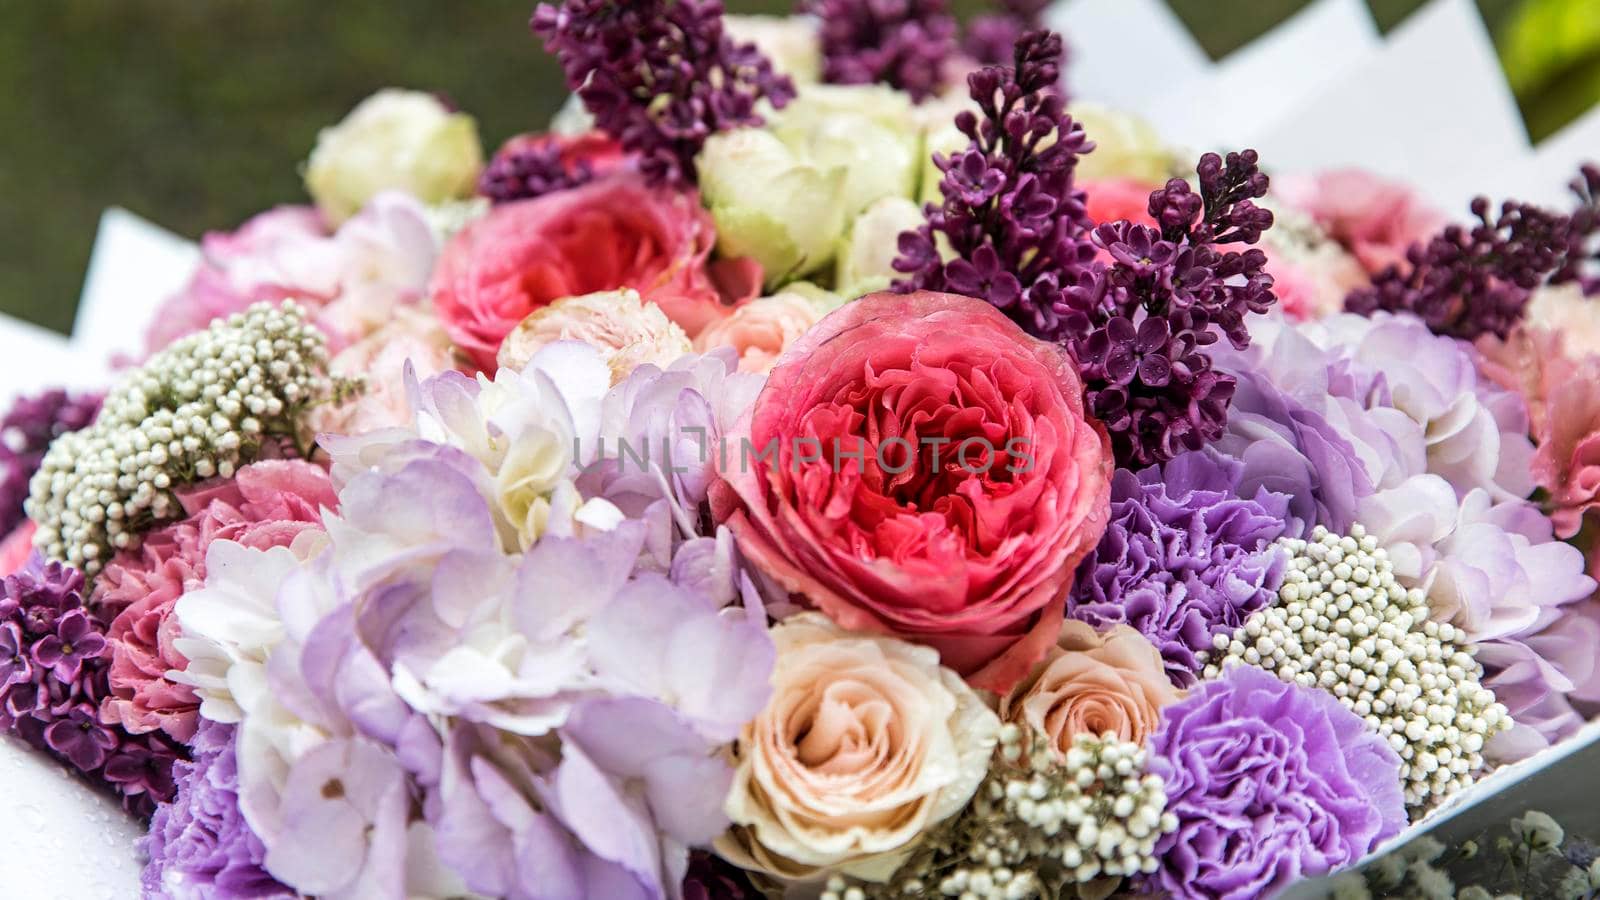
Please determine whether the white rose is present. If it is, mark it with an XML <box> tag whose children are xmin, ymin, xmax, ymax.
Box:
<box><xmin>717</xmin><ymin>614</ymin><xmax>1000</xmax><ymax>883</ymax></box>
<box><xmin>1068</xmin><ymin>102</ymin><xmax>1181</xmax><ymax>184</ymax></box>
<box><xmin>725</xmin><ymin>14</ymin><xmax>822</xmax><ymax>85</ymax></box>
<box><xmin>305</xmin><ymin>88</ymin><xmax>484</xmax><ymax>226</ymax></box>
<box><xmin>496</xmin><ymin>289</ymin><xmax>693</xmax><ymax>384</ymax></box>
<box><xmin>836</xmin><ymin>196</ymin><xmax>926</xmax><ymax>297</ymax></box>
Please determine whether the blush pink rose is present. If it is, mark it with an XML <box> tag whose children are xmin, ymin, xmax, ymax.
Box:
<box><xmin>309</xmin><ymin>307</ymin><xmax>466</xmax><ymax>436</ymax></box>
<box><xmin>1277</xmin><ymin>169</ymin><xmax>1445</xmax><ymax>276</ymax></box>
<box><xmin>93</xmin><ymin>460</ymin><xmax>336</xmax><ymax>741</ymax></box>
<box><xmin>431</xmin><ymin>172</ymin><xmax>763</xmax><ymax>370</ymax></box>
<box><xmin>711</xmin><ymin>291</ymin><xmax>1114</xmax><ymax>693</ymax></box>
<box><xmin>692</xmin><ymin>292</ymin><xmax>822</xmax><ymax>374</ymax></box>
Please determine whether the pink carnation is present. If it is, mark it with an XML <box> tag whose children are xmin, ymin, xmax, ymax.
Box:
<box><xmin>94</xmin><ymin>460</ymin><xmax>336</xmax><ymax>741</ymax></box>
<box><xmin>1082</xmin><ymin>177</ymin><xmax>1158</xmax><ymax>228</ymax></box>
<box><xmin>1277</xmin><ymin>169</ymin><xmax>1445</xmax><ymax>276</ymax></box>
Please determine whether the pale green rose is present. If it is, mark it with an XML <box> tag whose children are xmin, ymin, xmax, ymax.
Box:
<box><xmin>305</xmin><ymin>89</ymin><xmax>484</xmax><ymax>226</ymax></box>
<box><xmin>725</xmin><ymin>14</ymin><xmax>822</xmax><ymax>85</ymax></box>
<box><xmin>698</xmin><ymin>84</ymin><xmax>924</xmax><ymax>288</ymax></box>
<box><xmin>1069</xmin><ymin>102</ymin><xmax>1182</xmax><ymax>184</ymax></box>
<box><xmin>697</xmin><ymin>129</ymin><xmax>850</xmax><ymax>287</ymax></box>
<box><xmin>835</xmin><ymin>196</ymin><xmax>925</xmax><ymax>298</ymax></box>
<box><xmin>769</xmin><ymin>84</ymin><xmax>921</xmax><ymax>215</ymax></box>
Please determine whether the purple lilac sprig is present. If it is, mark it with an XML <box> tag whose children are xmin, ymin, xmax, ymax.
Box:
<box><xmin>963</xmin><ymin>0</ymin><xmax>1055</xmax><ymax>68</ymax></box>
<box><xmin>1344</xmin><ymin>191</ymin><xmax>1575</xmax><ymax>340</ymax></box>
<box><xmin>0</xmin><ymin>559</ymin><xmax>181</xmax><ymax>819</ymax></box>
<box><xmin>478</xmin><ymin>141</ymin><xmax>593</xmax><ymax>204</ymax></box>
<box><xmin>1551</xmin><ymin>163</ymin><xmax>1600</xmax><ymax>295</ymax></box>
<box><xmin>0</xmin><ymin>389</ymin><xmax>101</xmax><ymax>537</ymax></box>
<box><xmin>1059</xmin><ymin>151</ymin><xmax>1277</xmax><ymax>466</ymax></box>
<box><xmin>804</xmin><ymin>0</ymin><xmax>958</xmax><ymax>101</ymax></box>
<box><xmin>894</xmin><ymin>30</ymin><xmax>1277</xmax><ymax>467</ymax></box>
<box><xmin>893</xmin><ymin>29</ymin><xmax>1095</xmax><ymax>339</ymax></box>
<box><xmin>532</xmin><ymin>0</ymin><xmax>795</xmax><ymax>187</ymax></box>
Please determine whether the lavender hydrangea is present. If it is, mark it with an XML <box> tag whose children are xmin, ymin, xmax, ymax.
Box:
<box><xmin>532</xmin><ymin>0</ymin><xmax>795</xmax><ymax>187</ymax></box>
<box><xmin>1147</xmin><ymin>665</ymin><xmax>1408</xmax><ymax>900</ymax></box>
<box><xmin>0</xmin><ymin>558</ymin><xmax>180</xmax><ymax>819</ymax></box>
<box><xmin>0</xmin><ymin>389</ymin><xmax>101</xmax><ymax>536</ymax></box>
<box><xmin>142</xmin><ymin>720</ymin><xmax>292</xmax><ymax>900</ymax></box>
<box><xmin>1067</xmin><ymin>451</ymin><xmax>1289</xmax><ymax>688</ymax></box>
<box><xmin>805</xmin><ymin>0</ymin><xmax>957</xmax><ymax>101</ymax></box>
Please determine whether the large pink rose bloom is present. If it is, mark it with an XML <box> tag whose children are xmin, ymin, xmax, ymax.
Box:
<box><xmin>711</xmin><ymin>291</ymin><xmax>1114</xmax><ymax>692</ymax></box>
<box><xmin>93</xmin><ymin>460</ymin><xmax>335</xmax><ymax>741</ymax></box>
<box><xmin>432</xmin><ymin>172</ymin><xmax>762</xmax><ymax>370</ymax></box>
<box><xmin>1277</xmin><ymin>169</ymin><xmax>1445</xmax><ymax>276</ymax></box>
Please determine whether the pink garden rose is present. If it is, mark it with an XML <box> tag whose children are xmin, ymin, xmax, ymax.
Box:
<box><xmin>431</xmin><ymin>172</ymin><xmax>763</xmax><ymax>371</ymax></box>
<box><xmin>0</xmin><ymin>521</ymin><xmax>33</xmax><ymax>577</ymax></box>
<box><xmin>93</xmin><ymin>460</ymin><xmax>335</xmax><ymax>741</ymax></box>
<box><xmin>1082</xmin><ymin>177</ymin><xmax>1158</xmax><ymax>229</ymax></box>
<box><xmin>310</xmin><ymin>306</ymin><xmax>466</xmax><ymax>435</ymax></box>
<box><xmin>711</xmin><ymin>291</ymin><xmax>1114</xmax><ymax>692</ymax></box>
<box><xmin>1277</xmin><ymin>169</ymin><xmax>1445</xmax><ymax>276</ymax></box>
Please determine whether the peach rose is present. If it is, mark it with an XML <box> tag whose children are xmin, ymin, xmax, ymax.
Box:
<box><xmin>718</xmin><ymin>614</ymin><xmax>999</xmax><ymax>883</ymax></box>
<box><xmin>692</xmin><ymin>291</ymin><xmax>823</xmax><ymax>374</ymax></box>
<box><xmin>431</xmin><ymin>172</ymin><xmax>763</xmax><ymax>370</ymax></box>
<box><xmin>497</xmin><ymin>289</ymin><xmax>692</xmax><ymax>383</ymax></box>
<box><xmin>1000</xmin><ymin>621</ymin><xmax>1182</xmax><ymax>753</ymax></box>
<box><xmin>311</xmin><ymin>306</ymin><xmax>465</xmax><ymax>436</ymax></box>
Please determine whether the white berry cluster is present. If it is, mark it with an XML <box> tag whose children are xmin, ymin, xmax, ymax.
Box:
<box><xmin>26</xmin><ymin>301</ymin><xmax>352</xmax><ymax>575</ymax></box>
<box><xmin>833</xmin><ymin>726</ymin><xmax>1177</xmax><ymax>900</ymax></box>
<box><xmin>1202</xmin><ymin>524</ymin><xmax>1511</xmax><ymax>810</ymax></box>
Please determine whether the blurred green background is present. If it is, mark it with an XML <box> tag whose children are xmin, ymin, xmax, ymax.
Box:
<box><xmin>1</xmin><ymin>0</ymin><xmax>1595</xmax><ymax>334</ymax></box>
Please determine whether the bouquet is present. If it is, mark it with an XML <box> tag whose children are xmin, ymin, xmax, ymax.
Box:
<box><xmin>4</xmin><ymin>2</ymin><xmax>1600</xmax><ymax>898</ymax></box>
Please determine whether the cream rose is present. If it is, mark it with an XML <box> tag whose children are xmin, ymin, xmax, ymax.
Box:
<box><xmin>725</xmin><ymin>14</ymin><xmax>821</xmax><ymax>84</ymax></box>
<box><xmin>692</xmin><ymin>290</ymin><xmax>825</xmax><ymax>374</ymax></box>
<box><xmin>1000</xmin><ymin>621</ymin><xmax>1182</xmax><ymax>752</ymax></box>
<box><xmin>305</xmin><ymin>88</ymin><xmax>483</xmax><ymax>226</ymax></box>
<box><xmin>718</xmin><ymin>614</ymin><xmax>1000</xmax><ymax>883</ymax></box>
<box><xmin>496</xmin><ymin>289</ymin><xmax>693</xmax><ymax>384</ymax></box>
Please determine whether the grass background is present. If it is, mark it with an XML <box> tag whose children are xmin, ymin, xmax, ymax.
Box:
<box><xmin>1</xmin><ymin>0</ymin><xmax>1593</xmax><ymax>334</ymax></box>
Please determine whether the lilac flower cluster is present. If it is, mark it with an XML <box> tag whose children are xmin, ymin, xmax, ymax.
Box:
<box><xmin>142</xmin><ymin>720</ymin><xmax>291</xmax><ymax>900</ymax></box>
<box><xmin>1344</xmin><ymin>193</ymin><xmax>1573</xmax><ymax>340</ymax></box>
<box><xmin>962</xmin><ymin>0</ymin><xmax>1055</xmax><ymax>68</ymax></box>
<box><xmin>0</xmin><ymin>559</ymin><xmax>180</xmax><ymax>819</ymax></box>
<box><xmin>1067</xmin><ymin>451</ymin><xmax>1289</xmax><ymax>687</ymax></box>
<box><xmin>0</xmin><ymin>389</ymin><xmax>101</xmax><ymax>536</ymax></box>
<box><xmin>1059</xmin><ymin>151</ymin><xmax>1277</xmax><ymax>466</ymax></box>
<box><xmin>478</xmin><ymin>141</ymin><xmax>593</xmax><ymax>204</ymax></box>
<box><xmin>892</xmin><ymin>30</ymin><xmax>1095</xmax><ymax>339</ymax></box>
<box><xmin>805</xmin><ymin>0</ymin><xmax>957</xmax><ymax>101</ymax></box>
<box><xmin>1551</xmin><ymin>163</ymin><xmax>1600</xmax><ymax>295</ymax></box>
<box><xmin>894</xmin><ymin>31</ymin><xmax>1276</xmax><ymax>466</ymax></box>
<box><xmin>532</xmin><ymin>0</ymin><xmax>794</xmax><ymax>187</ymax></box>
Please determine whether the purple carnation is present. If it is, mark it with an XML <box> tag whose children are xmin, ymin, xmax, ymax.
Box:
<box><xmin>1148</xmin><ymin>666</ymin><xmax>1407</xmax><ymax>900</ymax></box>
<box><xmin>0</xmin><ymin>389</ymin><xmax>101</xmax><ymax>536</ymax></box>
<box><xmin>142</xmin><ymin>720</ymin><xmax>292</xmax><ymax>900</ymax></box>
<box><xmin>1067</xmin><ymin>451</ymin><xmax>1289</xmax><ymax>687</ymax></box>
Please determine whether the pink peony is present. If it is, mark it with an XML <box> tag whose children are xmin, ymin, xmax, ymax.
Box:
<box><xmin>711</xmin><ymin>291</ymin><xmax>1114</xmax><ymax>693</ymax></box>
<box><xmin>93</xmin><ymin>460</ymin><xmax>336</xmax><ymax>741</ymax></box>
<box><xmin>430</xmin><ymin>173</ymin><xmax>763</xmax><ymax>371</ymax></box>
<box><xmin>1277</xmin><ymin>169</ymin><xmax>1445</xmax><ymax>276</ymax></box>
<box><xmin>692</xmin><ymin>292</ymin><xmax>822</xmax><ymax>374</ymax></box>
